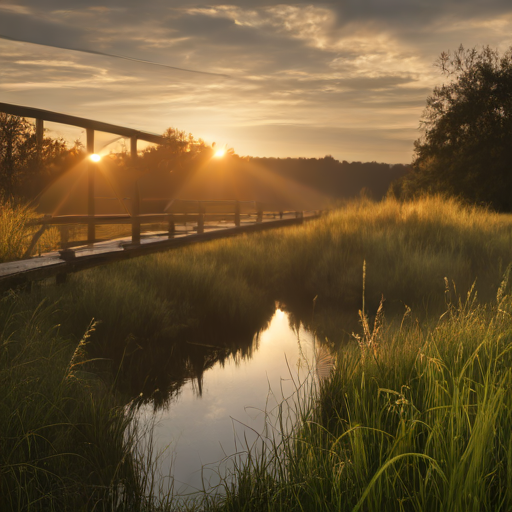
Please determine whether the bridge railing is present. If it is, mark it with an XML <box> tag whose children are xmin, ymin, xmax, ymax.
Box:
<box><xmin>24</xmin><ymin>200</ymin><xmax>311</xmax><ymax>257</ymax></box>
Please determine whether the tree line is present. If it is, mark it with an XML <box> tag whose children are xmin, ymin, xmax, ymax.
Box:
<box><xmin>0</xmin><ymin>115</ymin><xmax>408</xmax><ymax>206</ymax></box>
<box><xmin>249</xmin><ymin>156</ymin><xmax>409</xmax><ymax>202</ymax></box>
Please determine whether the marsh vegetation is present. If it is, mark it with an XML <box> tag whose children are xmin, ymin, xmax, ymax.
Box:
<box><xmin>3</xmin><ymin>196</ymin><xmax>512</xmax><ymax>510</ymax></box>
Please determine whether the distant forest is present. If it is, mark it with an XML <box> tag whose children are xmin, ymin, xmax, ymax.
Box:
<box><xmin>249</xmin><ymin>156</ymin><xmax>410</xmax><ymax>201</ymax></box>
<box><xmin>0</xmin><ymin>114</ymin><xmax>410</xmax><ymax>210</ymax></box>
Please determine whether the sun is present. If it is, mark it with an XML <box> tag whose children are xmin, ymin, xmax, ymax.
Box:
<box><xmin>89</xmin><ymin>154</ymin><xmax>102</xmax><ymax>162</ymax></box>
<box><xmin>213</xmin><ymin>148</ymin><xmax>226</xmax><ymax>158</ymax></box>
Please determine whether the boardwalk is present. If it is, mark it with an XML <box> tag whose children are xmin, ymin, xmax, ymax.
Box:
<box><xmin>0</xmin><ymin>211</ymin><xmax>320</xmax><ymax>290</ymax></box>
<box><xmin>0</xmin><ymin>103</ymin><xmax>324</xmax><ymax>290</ymax></box>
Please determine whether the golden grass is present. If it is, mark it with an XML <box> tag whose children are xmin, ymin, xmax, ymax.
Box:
<box><xmin>0</xmin><ymin>201</ymin><xmax>60</xmax><ymax>261</ymax></box>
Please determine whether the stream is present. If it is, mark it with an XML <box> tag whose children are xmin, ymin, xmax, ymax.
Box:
<box><xmin>135</xmin><ymin>307</ymin><xmax>335</xmax><ymax>496</ymax></box>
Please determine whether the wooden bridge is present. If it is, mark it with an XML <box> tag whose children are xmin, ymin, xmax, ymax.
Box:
<box><xmin>0</xmin><ymin>101</ymin><xmax>166</xmax><ymax>245</ymax></box>
<box><xmin>0</xmin><ymin>103</ymin><xmax>323</xmax><ymax>290</ymax></box>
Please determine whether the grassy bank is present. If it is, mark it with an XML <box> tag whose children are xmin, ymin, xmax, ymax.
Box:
<box><xmin>0</xmin><ymin>294</ymin><xmax>150</xmax><ymax>511</ymax></box>
<box><xmin>4</xmin><ymin>195</ymin><xmax>512</xmax><ymax>510</ymax></box>
<box><xmin>39</xmin><ymin>195</ymin><xmax>512</xmax><ymax>349</ymax></box>
<box><xmin>216</xmin><ymin>279</ymin><xmax>512</xmax><ymax>511</ymax></box>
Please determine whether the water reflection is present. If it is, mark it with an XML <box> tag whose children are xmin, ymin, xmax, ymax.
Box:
<box><xmin>91</xmin><ymin>291</ymin><xmax>362</xmax><ymax>496</ymax></box>
<box><xmin>114</xmin><ymin>304</ymin><xmax>275</xmax><ymax>411</ymax></box>
<box><xmin>135</xmin><ymin>307</ymin><xmax>333</xmax><ymax>495</ymax></box>
<box><xmin>111</xmin><ymin>295</ymin><xmax>358</xmax><ymax>414</ymax></box>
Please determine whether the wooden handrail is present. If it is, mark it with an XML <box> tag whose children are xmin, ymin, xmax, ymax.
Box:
<box><xmin>0</xmin><ymin>102</ymin><xmax>166</xmax><ymax>145</ymax></box>
<box><xmin>22</xmin><ymin>202</ymin><xmax>313</xmax><ymax>257</ymax></box>
<box><xmin>28</xmin><ymin>201</ymin><xmax>292</xmax><ymax>226</ymax></box>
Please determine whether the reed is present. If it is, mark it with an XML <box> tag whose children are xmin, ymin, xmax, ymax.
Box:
<box><xmin>39</xmin><ymin>195</ymin><xmax>512</xmax><ymax>351</ymax></box>
<box><xmin>0</xmin><ymin>294</ymin><xmax>145</xmax><ymax>511</ymax></box>
<box><xmin>214</xmin><ymin>276</ymin><xmax>512</xmax><ymax>511</ymax></box>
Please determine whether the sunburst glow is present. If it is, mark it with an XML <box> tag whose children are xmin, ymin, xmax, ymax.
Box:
<box><xmin>90</xmin><ymin>154</ymin><xmax>101</xmax><ymax>162</ymax></box>
<box><xmin>214</xmin><ymin>148</ymin><xmax>226</xmax><ymax>158</ymax></box>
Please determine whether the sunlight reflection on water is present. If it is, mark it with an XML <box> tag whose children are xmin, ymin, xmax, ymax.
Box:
<box><xmin>137</xmin><ymin>308</ymin><xmax>332</xmax><ymax>497</ymax></box>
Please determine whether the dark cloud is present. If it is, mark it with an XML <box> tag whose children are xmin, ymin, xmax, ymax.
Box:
<box><xmin>0</xmin><ymin>9</ymin><xmax>84</xmax><ymax>48</ymax></box>
<box><xmin>2</xmin><ymin>1</ymin><xmax>511</xmax><ymax>77</ymax></box>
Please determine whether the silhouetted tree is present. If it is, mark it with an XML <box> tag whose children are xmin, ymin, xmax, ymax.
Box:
<box><xmin>0</xmin><ymin>114</ymin><xmax>35</xmax><ymax>196</ymax></box>
<box><xmin>140</xmin><ymin>127</ymin><xmax>212</xmax><ymax>185</ymax></box>
<box><xmin>0</xmin><ymin>113</ymin><xmax>77</xmax><ymax>198</ymax></box>
<box><xmin>402</xmin><ymin>45</ymin><xmax>512</xmax><ymax>210</ymax></box>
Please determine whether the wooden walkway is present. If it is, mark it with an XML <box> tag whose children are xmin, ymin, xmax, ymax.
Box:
<box><xmin>0</xmin><ymin>103</ymin><xmax>324</xmax><ymax>291</ymax></box>
<box><xmin>0</xmin><ymin>212</ymin><xmax>320</xmax><ymax>290</ymax></box>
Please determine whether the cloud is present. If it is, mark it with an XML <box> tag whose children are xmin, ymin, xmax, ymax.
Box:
<box><xmin>1</xmin><ymin>1</ymin><xmax>512</xmax><ymax>162</ymax></box>
<box><xmin>0</xmin><ymin>4</ymin><xmax>33</xmax><ymax>15</ymax></box>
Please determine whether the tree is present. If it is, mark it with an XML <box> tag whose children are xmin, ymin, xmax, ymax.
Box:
<box><xmin>0</xmin><ymin>113</ymin><xmax>76</xmax><ymax>198</ymax></box>
<box><xmin>0</xmin><ymin>113</ymin><xmax>35</xmax><ymax>196</ymax></box>
<box><xmin>140</xmin><ymin>127</ymin><xmax>211</xmax><ymax>175</ymax></box>
<box><xmin>404</xmin><ymin>45</ymin><xmax>512</xmax><ymax>210</ymax></box>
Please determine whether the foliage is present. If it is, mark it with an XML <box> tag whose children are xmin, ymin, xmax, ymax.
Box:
<box><xmin>0</xmin><ymin>200</ymin><xmax>59</xmax><ymax>262</ymax></box>
<box><xmin>0</xmin><ymin>113</ymin><xmax>37</xmax><ymax>196</ymax></box>
<box><xmin>139</xmin><ymin>127</ymin><xmax>212</xmax><ymax>178</ymax></box>
<box><xmin>6</xmin><ymin>196</ymin><xmax>512</xmax><ymax>509</ymax></box>
<box><xmin>0</xmin><ymin>112</ymin><xmax>407</xmax><ymax>209</ymax></box>
<box><xmin>0</xmin><ymin>113</ymin><xmax>82</xmax><ymax>198</ymax></box>
<box><xmin>397</xmin><ymin>45</ymin><xmax>512</xmax><ymax>210</ymax></box>
<box><xmin>28</xmin><ymin>196</ymin><xmax>512</xmax><ymax>409</ymax></box>
<box><xmin>252</xmin><ymin>156</ymin><xmax>409</xmax><ymax>202</ymax></box>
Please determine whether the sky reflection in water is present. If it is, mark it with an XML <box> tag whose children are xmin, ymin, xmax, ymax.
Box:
<box><xmin>138</xmin><ymin>308</ymin><xmax>331</xmax><ymax>495</ymax></box>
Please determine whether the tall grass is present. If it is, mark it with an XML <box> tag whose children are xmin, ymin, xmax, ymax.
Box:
<box><xmin>280</xmin><ymin>195</ymin><xmax>512</xmax><ymax>308</ymax></box>
<box><xmin>39</xmin><ymin>195</ymin><xmax>512</xmax><ymax>351</ymax></box>
<box><xmin>0</xmin><ymin>200</ymin><xmax>59</xmax><ymax>261</ymax></box>
<box><xmin>0</xmin><ymin>294</ymin><xmax>145</xmax><ymax>511</ymax></box>
<box><xmin>215</xmin><ymin>277</ymin><xmax>512</xmax><ymax>511</ymax></box>
<box><xmin>5</xmin><ymin>195</ymin><xmax>512</xmax><ymax>510</ymax></box>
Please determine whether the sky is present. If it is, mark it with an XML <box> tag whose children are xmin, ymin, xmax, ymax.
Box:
<box><xmin>1</xmin><ymin>1</ymin><xmax>512</xmax><ymax>163</ymax></box>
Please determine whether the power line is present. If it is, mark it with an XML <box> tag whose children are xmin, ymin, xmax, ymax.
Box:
<box><xmin>0</xmin><ymin>34</ymin><xmax>231</xmax><ymax>78</ymax></box>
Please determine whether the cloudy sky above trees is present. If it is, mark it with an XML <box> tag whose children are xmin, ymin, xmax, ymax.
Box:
<box><xmin>1</xmin><ymin>1</ymin><xmax>512</xmax><ymax>162</ymax></box>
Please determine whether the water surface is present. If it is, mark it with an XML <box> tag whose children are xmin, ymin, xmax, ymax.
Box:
<box><xmin>137</xmin><ymin>308</ymin><xmax>333</xmax><ymax>495</ymax></box>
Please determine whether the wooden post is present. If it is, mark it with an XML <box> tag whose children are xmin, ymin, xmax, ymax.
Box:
<box><xmin>198</xmin><ymin>203</ymin><xmax>204</xmax><ymax>234</ymax></box>
<box><xmin>87</xmin><ymin>129</ymin><xmax>95</xmax><ymax>243</ymax></box>
<box><xmin>35</xmin><ymin>119</ymin><xmax>43</xmax><ymax>162</ymax></box>
<box><xmin>256</xmin><ymin>202</ymin><xmax>263</xmax><ymax>223</ymax></box>
<box><xmin>59</xmin><ymin>225</ymin><xmax>69</xmax><ymax>249</ymax></box>
<box><xmin>279</xmin><ymin>211</ymin><xmax>283</xmax><ymax>219</ymax></box>
<box><xmin>234</xmin><ymin>201</ymin><xmax>240</xmax><ymax>227</ymax></box>
<box><xmin>168</xmin><ymin>214</ymin><xmax>175</xmax><ymax>238</ymax></box>
<box><xmin>131</xmin><ymin>136</ymin><xmax>141</xmax><ymax>244</ymax></box>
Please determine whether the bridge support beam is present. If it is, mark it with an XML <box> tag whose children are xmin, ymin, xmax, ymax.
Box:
<box><xmin>131</xmin><ymin>136</ymin><xmax>141</xmax><ymax>244</ymax></box>
<box><xmin>168</xmin><ymin>214</ymin><xmax>175</xmax><ymax>238</ymax></box>
<box><xmin>234</xmin><ymin>201</ymin><xmax>240</xmax><ymax>227</ymax></box>
<box><xmin>87</xmin><ymin>129</ymin><xmax>95</xmax><ymax>244</ymax></box>
<box><xmin>35</xmin><ymin>119</ymin><xmax>43</xmax><ymax>162</ymax></box>
<box><xmin>198</xmin><ymin>204</ymin><xmax>205</xmax><ymax>234</ymax></box>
